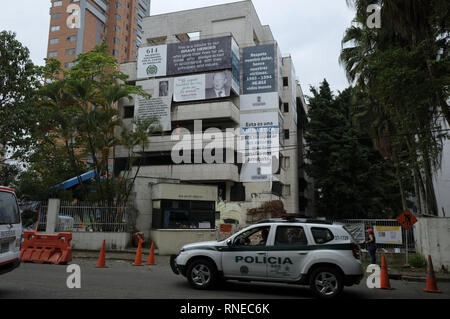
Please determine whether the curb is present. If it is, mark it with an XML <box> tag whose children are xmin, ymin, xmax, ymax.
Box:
<box><xmin>388</xmin><ymin>274</ymin><xmax>450</xmax><ymax>283</ymax></box>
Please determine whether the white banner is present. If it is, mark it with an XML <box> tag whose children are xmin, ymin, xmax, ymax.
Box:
<box><xmin>240</xmin><ymin>112</ymin><xmax>279</xmax><ymax>182</ymax></box>
<box><xmin>374</xmin><ymin>226</ymin><xmax>403</xmax><ymax>244</ymax></box>
<box><xmin>135</xmin><ymin>79</ymin><xmax>173</xmax><ymax>131</ymax></box>
<box><xmin>240</xmin><ymin>92</ymin><xmax>279</xmax><ymax>111</ymax></box>
<box><xmin>174</xmin><ymin>74</ymin><xmax>206</xmax><ymax>102</ymax></box>
<box><xmin>137</xmin><ymin>45</ymin><xmax>168</xmax><ymax>79</ymax></box>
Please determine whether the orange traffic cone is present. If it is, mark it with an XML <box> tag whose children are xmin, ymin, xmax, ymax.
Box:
<box><xmin>132</xmin><ymin>239</ymin><xmax>144</xmax><ymax>266</ymax></box>
<box><xmin>380</xmin><ymin>255</ymin><xmax>393</xmax><ymax>289</ymax></box>
<box><xmin>424</xmin><ymin>255</ymin><xmax>441</xmax><ymax>293</ymax></box>
<box><xmin>147</xmin><ymin>241</ymin><xmax>156</xmax><ymax>265</ymax></box>
<box><xmin>96</xmin><ymin>240</ymin><xmax>108</xmax><ymax>268</ymax></box>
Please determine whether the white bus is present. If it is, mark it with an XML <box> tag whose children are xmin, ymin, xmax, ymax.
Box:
<box><xmin>0</xmin><ymin>187</ymin><xmax>22</xmax><ymax>275</ymax></box>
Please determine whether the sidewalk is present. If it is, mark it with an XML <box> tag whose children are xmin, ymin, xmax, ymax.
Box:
<box><xmin>73</xmin><ymin>248</ymin><xmax>160</xmax><ymax>262</ymax></box>
<box><xmin>388</xmin><ymin>267</ymin><xmax>450</xmax><ymax>283</ymax></box>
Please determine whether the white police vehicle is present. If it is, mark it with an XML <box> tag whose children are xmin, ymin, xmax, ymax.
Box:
<box><xmin>170</xmin><ymin>218</ymin><xmax>364</xmax><ymax>298</ymax></box>
<box><xmin>0</xmin><ymin>187</ymin><xmax>22</xmax><ymax>276</ymax></box>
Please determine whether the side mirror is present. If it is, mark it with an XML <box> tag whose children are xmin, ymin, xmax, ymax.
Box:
<box><xmin>227</xmin><ymin>239</ymin><xmax>233</xmax><ymax>247</ymax></box>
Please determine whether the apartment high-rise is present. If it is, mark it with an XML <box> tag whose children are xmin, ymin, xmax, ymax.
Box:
<box><xmin>46</xmin><ymin>0</ymin><xmax>151</xmax><ymax>68</ymax></box>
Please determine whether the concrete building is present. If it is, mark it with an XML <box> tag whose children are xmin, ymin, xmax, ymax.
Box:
<box><xmin>46</xmin><ymin>0</ymin><xmax>151</xmax><ymax>68</ymax></box>
<box><xmin>115</xmin><ymin>1</ymin><xmax>314</xmax><ymax>253</ymax></box>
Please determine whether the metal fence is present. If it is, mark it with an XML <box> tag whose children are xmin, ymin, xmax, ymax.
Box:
<box><xmin>35</xmin><ymin>201</ymin><xmax>128</xmax><ymax>233</ymax></box>
<box><xmin>335</xmin><ymin>219</ymin><xmax>416</xmax><ymax>252</ymax></box>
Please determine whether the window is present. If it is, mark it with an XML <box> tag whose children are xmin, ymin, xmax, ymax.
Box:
<box><xmin>115</xmin><ymin>14</ymin><xmax>121</xmax><ymax>21</ymax></box>
<box><xmin>64</xmin><ymin>62</ymin><xmax>75</xmax><ymax>69</ymax></box>
<box><xmin>283</xmin><ymin>103</ymin><xmax>289</xmax><ymax>113</ymax></box>
<box><xmin>49</xmin><ymin>38</ymin><xmax>59</xmax><ymax>44</ymax></box>
<box><xmin>311</xmin><ymin>227</ymin><xmax>334</xmax><ymax>244</ymax></box>
<box><xmin>112</xmin><ymin>49</ymin><xmax>119</xmax><ymax>56</ymax></box>
<box><xmin>114</xmin><ymin>37</ymin><xmax>120</xmax><ymax>44</ymax></box>
<box><xmin>53</xmin><ymin>1</ymin><xmax>63</xmax><ymax>7</ymax></box>
<box><xmin>283</xmin><ymin>185</ymin><xmax>291</xmax><ymax>197</ymax></box>
<box><xmin>0</xmin><ymin>191</ymin><xmax>20</xmax><ymax>224</ymax></box>
<box><xmin>115</xmin><ymin>2</ymin><xmax>122</xmax><ymax>8</ymax></box>
<box><xmin>234</xmin><ymin>226</ymin><xmax>270</xmax><ymax>247</ymax></box>
<box><xmin>51</xmin><ymin>25</ymin><xmax>60</xmax><ymax>32</ymax></box>
<box><xmin>48</xmin><ymin>51</ymin><xmax>58</xmax><ymax>57</ymax></box>
<box><xmin>283</xmin><ymin>77</ymin><xmax>289</xmax><ymax>87</ymax></box>
<box><xmin>123</xmin><ymin>106</ymin><xmax>134</xmax><ymax>119</ymax></box>
<box><xmin>66</xmin><ymin>48</ymin><xmax>76</xmax><ymax>55</ymax></box>
<box><xmin>52</xmin><ymin>13</ymin><xmax>62</xmax><ymax>19</ymax></box>
<box><xmin>114</xmin><ymin>25</ymin><xmax>121</xmax><ymax>32</ymax></box>
<box><xmin>284</xmin><ymin>129</ymin><xmax>290</xmax><ymax>140</ymax></box>
<box><xmin>67</xmin><ymin>35</ymin><xmax>77</xmax><ymax>42</ymax></box>
<box><xmin>275</xmin><ymin>226</ymin><xmax>308</xmax><ymax>246</ymax></box>
<box><xmin>282</xmin><ymin>156</ymin><xmax>290</xmax><ymax>169</ymax></box>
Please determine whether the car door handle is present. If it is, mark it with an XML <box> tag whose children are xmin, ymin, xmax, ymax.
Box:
<box><xmin>257</xmin><ymin>252</ymin><xmax>266</xmax><ymax>255</ymax></box>
<box><xmin>298</xmin><ymin>252</ymin><xmax>308</xmax><ymax>255</ymax></box>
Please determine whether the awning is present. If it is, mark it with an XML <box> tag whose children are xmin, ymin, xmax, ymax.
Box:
<box><xmin>54</xmin><ymin>170</ymin><xmax>97</xmax><ymax>190</ymax></box>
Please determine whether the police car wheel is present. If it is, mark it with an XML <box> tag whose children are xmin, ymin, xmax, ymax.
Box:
<box><xmin>186</xmin><ymin>259</ymin><xmax>217</xmax><ymax>290</ymax></box>
<box><xmin>309</xmin><ymin>267</ymin><xmax>343</xmax><ymax>299</ymax></box>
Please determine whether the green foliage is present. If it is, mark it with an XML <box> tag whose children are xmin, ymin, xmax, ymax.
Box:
<box><xmin>409</xmin><ymin>254</ymin><xmax>427</xmax><ymax>268</ymax></box>
<box><xmin>340</xmin><ymin>1</ymin><xmax>450</xmax><ymax>215</ymax></box>
<box><xmin>304</xmin><ymin>80</ymin><xmax>402</xmax><ymax>219</ymax></box>
<box><xmin>0</xmin><ymin>31</ymin><xmax>43</xmax><ymax>150</ymax></box>
<box><xmin>17</xmin><ymin>43</ymin><xmax>159</xmax><ymax>202</ymax></box>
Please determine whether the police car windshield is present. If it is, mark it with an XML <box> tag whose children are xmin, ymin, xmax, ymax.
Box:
<box><xmin>0</xmin><ymin>191</ymin><xmax>20</xmax><ymax>224</ymax></box>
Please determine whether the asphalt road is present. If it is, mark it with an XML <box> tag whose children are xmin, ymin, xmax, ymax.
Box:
<box><xmin>1</xmin><ymin>256</ymin><xmax>450</xmax><ymax>299</ymax></box>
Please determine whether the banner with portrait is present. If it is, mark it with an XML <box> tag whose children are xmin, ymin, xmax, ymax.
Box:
<box><xmin>135</xmin><ymin>78</ymin><xmax>173</xmax><ymax>131</ymax></box>
<box><xmin>173</xmin><ymin>71</ymin><xmax>232</xmax><ymax>102</ymax></box>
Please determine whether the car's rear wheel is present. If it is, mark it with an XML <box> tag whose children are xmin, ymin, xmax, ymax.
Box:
<box><xmin>186</xmin><ymin>258</ymin><xmax>218</xmax><ymax>290</ymax></box>
<box><xmin>309</xmin><ymin>267</ymin><xmax>344</xmax><ymax>299</ymax></box>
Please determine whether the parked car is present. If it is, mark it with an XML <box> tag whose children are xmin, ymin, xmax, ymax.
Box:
<box><xmin>171</xmin><ymin>218</ymin><xmax>364</xmax><ymax>298</ymax></box>
<box><xmin>0</xmin><ymin>187</ymin><xmax>22</xmax><ymax>275</ymax></box>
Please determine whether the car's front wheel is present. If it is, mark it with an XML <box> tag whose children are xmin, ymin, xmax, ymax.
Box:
<box><xmin>309</xmin><ymin>267</ymin><xmax>344</xmax><ymax>299</ymax></box>
<box><xmin>186</xmin><ymin>258</ymin><xmax>218</xmax><ymax>290</ymax></box>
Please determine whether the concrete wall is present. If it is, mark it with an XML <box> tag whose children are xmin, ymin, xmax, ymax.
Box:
<box><xmin>414</xmin><ymin>217</ymin><xmax>450</xmax><ymax>269</ymax></box>
<box><xmin>71</xmin><ymin>232</ymin><xmax>131</xmax><ymax>251</ymax></box>
<box><xmin>150</xmin><ymin>229</ymin><xmax>217</xmax><ymax>255</ymax></box>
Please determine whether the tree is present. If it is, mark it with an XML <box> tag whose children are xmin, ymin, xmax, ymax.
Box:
<box><xmin>0</xmin><ymin>31</ymin><xmax>43</xmax><ymax>185</ymax></box>
<box><xmin>340</xmin><ymin>1</ymin><xmax>449</xmax><ymax>215</ymax></box>
<box><xmin>21</xmin><ymin>44</ymin><xmax>157</xmax><ymax>202</ymax></box>
<box><xmin>304</xmin><ymin>80</ymin><xmax>403</xmax><ymax>219</ymax></box>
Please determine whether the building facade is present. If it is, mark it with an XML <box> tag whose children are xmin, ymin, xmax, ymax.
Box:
<box><xmin>46</xmin><ymin>0</ymin><xmax>151</xmax><ymax>68</ymax></box>
<box><xmin>114</xmin><ymin>1</ymin><xmax>315</xmax><ymax>249</ymax></box>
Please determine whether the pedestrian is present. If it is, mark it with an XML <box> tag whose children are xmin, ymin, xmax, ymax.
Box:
<box><xmin>365</xmin><ymin>228</ymin><xmax>377</xmax><ymax>264</ymax></box>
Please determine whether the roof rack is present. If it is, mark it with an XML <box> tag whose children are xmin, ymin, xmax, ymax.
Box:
<box><xmin>256</xmin><ymin>218</ymin><xmax>333</xmax><ymax>225</ymax></box>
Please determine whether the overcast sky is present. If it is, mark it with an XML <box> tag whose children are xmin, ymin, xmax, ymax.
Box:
<box><xmin>0</xmin><ymin>0</ymin><xmax>355</xmax><ymax>97</ymax></box>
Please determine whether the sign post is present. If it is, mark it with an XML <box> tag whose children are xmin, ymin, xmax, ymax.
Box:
<box><xmin>396</xmin><ymin>210</ymin><xmax>418</xmax><ymax>267</ymax></box>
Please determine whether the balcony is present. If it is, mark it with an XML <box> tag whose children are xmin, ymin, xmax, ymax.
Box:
<box><xmin>173</xmin><ymin>101</ymin><xmax>239</xmax><ymax>124</ymax></box>
<box><xmin>136</xmin><ymin>164</ymin><xmax>240</xmax><ymax>182</ymax></box>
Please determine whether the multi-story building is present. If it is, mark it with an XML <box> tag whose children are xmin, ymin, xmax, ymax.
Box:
<box><xmin>46</xmin><ymin>0</ymin><xmax>151</xmax><ymax>68</ymax></box>
<box><xmin>114</xmin><ymin>1</ymin><xmax>315</xmax><ymax>253</ymax></box>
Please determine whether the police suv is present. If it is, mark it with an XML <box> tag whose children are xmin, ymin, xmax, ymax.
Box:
<box><xmin>170</xmin><ymin>218</ymin><xmax>364</xmax><ymax>298</ymax></box>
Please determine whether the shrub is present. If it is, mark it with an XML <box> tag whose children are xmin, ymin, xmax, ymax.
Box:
<box><xmin>409</xmin><ymin>254</ymin><xmax>427</xmax><ymax>268</ymax></box>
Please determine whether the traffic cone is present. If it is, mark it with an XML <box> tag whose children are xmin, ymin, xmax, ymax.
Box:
<box><xmin>424</xmin><ymin>255</ymin><xmax>441</xmax><ymax>293</ymax></box>
<box><xmin>96</xmin><ymin>240</ymin><xmax>107</xmax><ymax>268</ymax></box>
<box><xmin>147</xmin><ymin>241</ymin><xmax>156</xmax><ymax>265</ymax></box>
<box><xmin>132</xmin><ymin>239</ymin><xmax>144</xmax><ymax>266</ymax></box>
<box><xmin>380</xmin><ymin>255</ymin><xmax>393</xmax><ymax>289</ymax></box>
